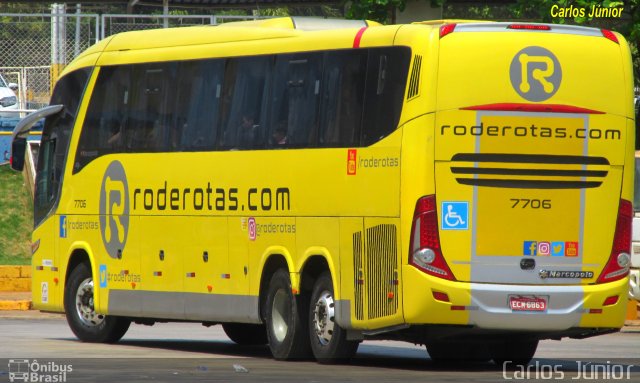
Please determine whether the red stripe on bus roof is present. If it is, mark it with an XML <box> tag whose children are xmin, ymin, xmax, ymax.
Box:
<box><xmin>353</xmin><ymin>27</ymin><xmax>367</xmax><ymax>48</ymax></box>
<box><xmin>461</xmin><ymin>103</ymin><xmax>605</xmax><ymax>114</ymax></box>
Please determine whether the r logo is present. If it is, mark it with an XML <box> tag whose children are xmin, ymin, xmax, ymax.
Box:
<box><xmin>99</xmin><ymin>161</ymin><xmax>129</xmax><ymax>259</ymax></box>
<box><xmin>510</xmin><ymin>46</ymin><xmax>561</xmax><ymax>102</ymax></box>
<box><xmin>248</xmin><ymin>217</ymin><xmax>257</xmax><ymax>241</ymax></box>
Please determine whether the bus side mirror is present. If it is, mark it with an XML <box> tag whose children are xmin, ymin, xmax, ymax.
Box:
<box><xmin>10</xmin><ymin>137</ymin><xmax>26</xmax><ymax>171</ymax></box>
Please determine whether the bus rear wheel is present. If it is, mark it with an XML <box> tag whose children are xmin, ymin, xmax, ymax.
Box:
<box><xmin>64</xmin><ymin>262</ymin><xmax>130</xmax><ymax>343</ymax></box>
<box><xmin>222</xmin><ymin>323</ymin><xmax>268</xmax><ymax>345</ymax></box>
<box><xmin>264</xmin><ymin>269</ymin><xmax>312</xmax><ymax>360</ymax></box>
<box><xmin>427</xmin><ymin>341</ymin><xmax>491</xmax><ymax>364</ymax></box>
<box><xmin>490</xmin><ymin>338</ymin><xmax>538</xmax><ymax>366</ymax></box>
<box><xmin>308</xmin><ymin>272</ymin><xmax>359</xmax><ymax>363</ymax></box>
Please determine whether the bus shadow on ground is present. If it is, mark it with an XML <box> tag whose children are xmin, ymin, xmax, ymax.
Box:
<box><xmin>55</xmin><ymin>337</ymin><xmax>640</xmax><ymax>378</ymax></box>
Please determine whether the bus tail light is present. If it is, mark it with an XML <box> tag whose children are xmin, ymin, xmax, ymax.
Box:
<box><xmin>597</xmin><ymin>199</ymin><xmax>632</xmax><ymax>284</ymax></box>
<box><xmin>439</xmin><ymin>23</ymin><xmax>456</xmax><ymax>38</ymax></box>
<box><xmin>409</xmin><ymin>195</ymin><xmax>456</xmax><ymax>281</ymax></box>
<box><xmin>601</xmin><ymin>29</ymin><xmax>619</xmax><ymax>44</ymax></box>
<box><xmin>507</xmin><ymin>24</ymin><xmax>551</xmax><ymax>31</ymax></box>
<box><xmin>602</xmin><ymin>295</ymin><xmax>619</xmax><ymax>306</ymax></box>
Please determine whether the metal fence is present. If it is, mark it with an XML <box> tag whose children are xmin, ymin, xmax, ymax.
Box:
<box><xmin>0</xmin><ymin>12</ymin><xmax>267</xmax><ymax>116</ymax></box>
<box><xmin>0</xmin><ymin>66</ymin><xmax>51</xmax><ymax>110</ymax></box>
<box><xmin>100</xmin><ymin>14</ymin><xmax>266</xmax><ymax>39</ymax></box>
<box><xmin>0</xmin><ymin>12</ymin><xmax>99</xmax><ymax>115</ymax></box>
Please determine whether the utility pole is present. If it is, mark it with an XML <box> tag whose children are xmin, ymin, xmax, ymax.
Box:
<box><xmin>51</xmin><ymin>3</ymin><xmax>67</xmax><ymax>91</ymax></box>
<box><xmin>163</xmin><ymin>0</ymin><xmax>169</xmax><ymax>28</ymax></box>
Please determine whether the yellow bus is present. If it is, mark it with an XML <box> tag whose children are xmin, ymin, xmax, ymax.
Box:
<box><xmin>11</xmin><ymin>17</ymin><xmax>634</xmax><ymax>365</ymax></box>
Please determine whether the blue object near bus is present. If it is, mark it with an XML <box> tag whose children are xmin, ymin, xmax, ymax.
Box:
<box><xmin>0</xmin><ymin>116</ymin><xmax>43</xmax><ymax>162</ymax></box>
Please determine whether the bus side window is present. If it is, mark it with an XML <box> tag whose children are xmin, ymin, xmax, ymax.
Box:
<box><xmin>75</xmin><ymin>66</ymin><xmax>130</xmax><ymax>173</ymax></box>
<box><xmin>318</xmin><ymin>50</ymin><xmax>367</xmax><ymax>148</ymax></box>
<box><xmin>361</xmin><ymin>47</ymin><xmax>411</xmax><ymax>146</ymax></box>
<box><xmin>219</xmin><ymin>56</ymin><xmax>272</xmax><ymax>150</ymax></box>
<box><xmin>175</xmin><ymin>59</ymin><xmax>224</xmax><ymax>151</ymax></box>
<box><xmin>126</xmin><ymin>65</ymin><xmax>175</xmax><ymax>152</ymax></box>
<box><xmin>269</xmin><ymin>53</ymin><xmax>322</xmax><ymax>148</ymax></box>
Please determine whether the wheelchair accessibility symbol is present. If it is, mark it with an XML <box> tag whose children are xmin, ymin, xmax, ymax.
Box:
<box><xmin>441</xmin><ymin>202</ymin><xmax>469</xmax><ymax>230</ymax></box>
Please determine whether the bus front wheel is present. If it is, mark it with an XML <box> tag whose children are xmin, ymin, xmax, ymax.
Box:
<box><xmin>64</xmin><ymin>262</ymin><xmax>130</xmax><ymax>343</ymax></box>
<box><xmin>264</xmin><ymin>269</ymin><xmax>311</xmax><ymax>360</ymax></box>
<box><xmin>308</xmin><ymin>272</ymin><xmax>359</xmax><ymax>363</ymax></box>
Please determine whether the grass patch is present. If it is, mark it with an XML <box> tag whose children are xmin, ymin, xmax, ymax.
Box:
<box><xmin>0</xmin><ymin>164</ymin><xmax>33</xmax><ymax>265</ymax></box>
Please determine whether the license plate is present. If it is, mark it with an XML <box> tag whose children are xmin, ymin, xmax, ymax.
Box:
<box><xmin>509</xmin><ymin>296</ymin><xmax>547</xmax><ymax>312</ymax></box>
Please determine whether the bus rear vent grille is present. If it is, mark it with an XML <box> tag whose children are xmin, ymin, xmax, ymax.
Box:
<box><xmin>450</xmin><ymin>153</ymin><xmax>609</xmax><ymax>189</ymax></box>
<box><xmin>353</xmin><ymin>231</ymin><xmax>364</xmax><ymax>321</ymax></box>
<box><xmin>365</xmin><ymin>224</ymin><xmax>398</xmax><ymax>320</ymax></box>
<box><xmin>407</xmin><ymin>55</ymin><xmax>422</xmax><ymax>100</ymax></box>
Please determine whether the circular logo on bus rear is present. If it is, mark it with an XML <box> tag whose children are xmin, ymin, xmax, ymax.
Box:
<box><xmin>99</xmin><ymin>161</ymin><xmax>129</xmax><ymax>259</ymax></box>
<box><xmin>510</xmin><ymin>46</ymin><xmax>561</xmax><ymax>102</ymax></box>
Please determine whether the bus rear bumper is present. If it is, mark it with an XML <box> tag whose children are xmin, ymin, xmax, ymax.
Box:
<box><xmin>403</xmin><ymin>265</ymin><xmax>628</xmax><ymax>333</ymax></box>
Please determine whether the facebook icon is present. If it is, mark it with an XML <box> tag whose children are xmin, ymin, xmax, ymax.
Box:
<box><xmin>59</xmin><ymin>215</ymin><xmax>67</xmax><ymax>238</ymax></box>
<box><xmin>523</xmin><ymin>241</ymin><xmax>537</xmax><ymax>256</ymax></box>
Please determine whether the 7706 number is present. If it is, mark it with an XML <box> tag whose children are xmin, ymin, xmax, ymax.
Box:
<box><xmin>510</xmin><ymin>199</ymin><xmax>551</xmax><ymax>209</ymax></box>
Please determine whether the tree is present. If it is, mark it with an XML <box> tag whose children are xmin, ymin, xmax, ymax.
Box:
<box><xmin>510</xmin><ymin>0</ymin><xmax>639</xmax><ymax>86</ymax></box>
<box><xmin>345</xmin><ymin>0</ymin><xmax>442</xmax><ymax>23</ymax></box>
<box><xmin>349</xmin><ymin>0</ymin><xmax>640</xmax><ymax>85</ymax></box>
<box><xmin>345</xmin><ymin>0</ymin><xmax>407</xmax><ymax>23</ymax></box>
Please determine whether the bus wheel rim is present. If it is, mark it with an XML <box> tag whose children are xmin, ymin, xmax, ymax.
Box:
<box><xmin>75</xmin><ymin>278</ymin><xmax>104</xmax><ymax>327</ymax></box>
<box><xmin>272</xmin><ymin>288</ymin><xmax>289</xmax><ymax>342</ymax></box>
<box><xmin>313</xmin><ymin>290</ymin><xmax>335</xmax><ymax>346</ymax></box>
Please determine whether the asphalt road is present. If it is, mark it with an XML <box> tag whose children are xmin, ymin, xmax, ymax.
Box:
<box><xmin>0</xmin><ymin>314</ymin><xmax>639</xmax><ymax>382</ymax></box>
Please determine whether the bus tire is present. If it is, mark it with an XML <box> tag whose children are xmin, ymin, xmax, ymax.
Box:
<box><xmin>222</xmin><ymin>323</ymin><xmax>268</xmax><ymax>345</ymax></box>
<box><xmin>308</xmin><ymin>272</ymin><xmax>359</xmax><ymax>363</ymax></box>
<box><xmin>427</xmin><ymin>341</ymin><xmax>491</xmax><ymax>364</ymax></box>
<box><xmin>265</xmin><ymin>269</ymin><xmax>312</xmax><ymax>360</ymax></box>
<box><xmin>490</xmin><ymin>338</ymin><xmax>538</xmax><ymax>366</ymax></box>
<box><xmin>64</xmin><ymin>262</ymin><xmax>130</xmax><ymax>343</ymax></box>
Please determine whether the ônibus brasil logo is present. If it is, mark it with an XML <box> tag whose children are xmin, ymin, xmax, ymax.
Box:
<box><xmin>99</xmin><ymin>160</ymin><xmax>129</xmax><ymax>259</ymax></box>
<box><xmin>510</xmin><ymin>46</ymin><xmax>562</xmax><ymax>102</ymax></box>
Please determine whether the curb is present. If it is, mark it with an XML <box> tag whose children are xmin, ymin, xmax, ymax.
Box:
<box><xmin>0</xmin><ymin>265</ymin><xmax>32</xmax><ymax>310</ymax></box>
<box><xmin>0</xmin><ymin>300</ymin><xmax>31</xmax><ymax>310</ymax></box>
<box><xmin>0</xmin><ymin>265</ymin><xmax>31</xmax><ymax>292</ymax></box>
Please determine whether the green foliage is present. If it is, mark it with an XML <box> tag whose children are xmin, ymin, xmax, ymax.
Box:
<box><xmin>0</xmin><ymin>165</ymin><xmax>32</xmax><ymax>265</ymax></box>
<box><xmin>255</xmin><ymin>8</ymin><xmax>290</xmax><ymax>17</ymax></box>
<box><xmin>509</xmin><ymin>0</ymin><xmax>639</xmax><ymax>84</ymax></box>
<box><xmin>443</xmin><ymin>0</ymin><xmax>640</xmax><ymax>85</ymax></box>
<box><xmin>345</xmin><ymin>0</ymin><xmax>409</xmax><ymax>23</ymax></box>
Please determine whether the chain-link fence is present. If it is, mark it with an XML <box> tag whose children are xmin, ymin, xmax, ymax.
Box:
<box><xmin>0</xmin><ymin>12</ymin><xmax>268</xmax><ymax>115</ymax></box>
<box><xmin>0</xmin><ymin>66</ymin><xmax>51</xmax><ymax>111</ymax></box>
<box><xmin>0</xmin><ymin>12</ymin><xmax>98</xmax><ymax>115</ymax></box>
<box><xmin>100</xmin><ymin>14</ymin><xmax>267</xmax><ymax>39</ymax></box>
<box><xmin>101</xmin><ymin>14</ymin><xmax>215</xmax><ymax>37</ymax></box>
